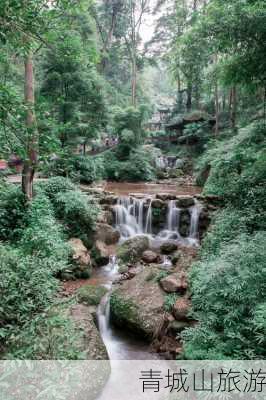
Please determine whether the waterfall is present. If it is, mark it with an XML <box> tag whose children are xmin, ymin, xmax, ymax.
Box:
<box><xmin>114</xmin><ymin>196</ymin><xmax>152</xmax><ymax>239</ymax></box>
<box><xmin>98</xmin><ymin>293</ymin><xmax>111</xmax><ymax>338</ymax></box>
<box><xmin>167</xmin><ymin>200</ymin><xmax>181</xmax><ymax>232</ymax></box>
<box><xmin>114</xmin><ymin>195</ymin><xmax>201</xmax><ymax>245</ymax></box>
<box><xmin>189</xmin><ymin>203</ymin><xmax>202</xmax><ymax>239</ymax></box>
<box><xmin>144</xmin><ymin>200</ymin><xmax>152</xmax><ymax>234</ymax></box>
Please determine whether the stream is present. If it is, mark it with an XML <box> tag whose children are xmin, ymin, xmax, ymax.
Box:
<box><xmin>92</xmin><ymin>188</ymin><xmax>202</xmax><ymax>360</ymax></box>
<box><xmin>84</xmin><ymin>183</ymin><xmax>203</xmax><ymax>399</ymax></box>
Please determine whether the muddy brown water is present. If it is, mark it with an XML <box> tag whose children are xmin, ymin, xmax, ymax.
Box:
<box><xmin>104</xmin><ymin>181</ymin><xmax>201</xmax><ymax>196</ymax></box>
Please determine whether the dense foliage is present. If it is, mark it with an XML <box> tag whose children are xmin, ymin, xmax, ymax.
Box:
<box><xmin>182</xmin><ymin>122</ymin><xmax>266</xmax><ymax>360</ymax></box>
<box><xmin>0</xmin><ymin>177</ymin><xmax>99</xmax><ymax>356</ymax></box>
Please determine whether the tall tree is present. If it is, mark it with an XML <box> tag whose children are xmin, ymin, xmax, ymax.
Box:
<box><xmin>123</xmin><ymin>0</ymin><xmax>151</xmax><ymax>107</ymax></box>
<box><xmin>0</xmin><ymin>1</ymin><xmax>89</xmax><ymax>199</ymax></box>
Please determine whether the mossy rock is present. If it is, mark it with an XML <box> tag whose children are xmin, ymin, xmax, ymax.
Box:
<box><xmin>117</xmin><ymin>235</ymin><xmax>150</xmax><ymax>263</ymax></box>
<box><xmin>110</xmin><ymin>267</ymin><xmax>165</xmax><ymax>339</ymax></box>
<box><xmin>110</xmin><ymin>292</ymin><xmax>143</xmax><ymax>335</ymax></box>
<box><xmin>77</xmin><ymin>285</ymin><xmax>108</xmax><ymax>306</ymax></box>
<box><xmin>118</xmin><ymin>264</ymin><xmax>129</xmax><ymax>274</ymax></box>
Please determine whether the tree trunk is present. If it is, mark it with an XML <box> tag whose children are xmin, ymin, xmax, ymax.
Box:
<box><xmin>230</xmin><ymin>86</ymin><xmax>237</xmax><ymax>133</ymax></box>
<box><xmin>131</xmin><ymin>54</ymin><xmax>137</xmax><ymax>107</ymax></box>
<box><xmin>177</xmin><ymin>74</ymin><xmax>183</xmax><ymax>112</ymax></box>
<box><xmin>22</xmin><ymin>52</ymin><xmax>38</xmax><ymax>201</ymax></box>
<box><xmin>214</xmin><ymin>54</ymin><xmax>219</xmax><ymax>135</ymax></box>
<box><xmin>214</xmin><ymin>80</ymin><xmax>219</xmax><ymax>136</ymax></box>
<box><xmin>186</xmin><ymin>82</ymin><xmax>192</xmax><ymax>112</ymax></box>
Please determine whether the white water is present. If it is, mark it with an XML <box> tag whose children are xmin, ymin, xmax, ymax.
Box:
<box><xmin>189</xmin><ymin>202</ymin><xmax>202</xmax><ymax>239</ymax></box>
<box><xmin>114</xmin><ymin>197</ymin><xmax>152</xmax><ymax>240</ymax></box>
<box><xmin>144</xmin><ymin>200</ymin><xmax>152</xmax><ymax>234</ymax></box>
<box><xmin>114</xmin><ymin>196</ymin><xmax>202</xmax><ymax>246</ymax></box>
<box><xmin>167</xmin><ymin>200</ymin><xmax>181</xmax><ymax>232</ymax></box>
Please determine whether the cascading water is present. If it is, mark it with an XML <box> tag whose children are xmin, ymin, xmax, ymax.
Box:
<box><xmin>114</xmin><ymin>196</ymin><xmax>152</xmax><ymax>240</ymax></box>
<box><xmin>114</xmin><ymin>195</ymin><xmax>202</xmax><ymax>246</ymax></box>
<box><xmin>167</xmin><ymin>200</ymin><xmax>181</xmax><ymax>232</ymax></box>
<box><xmin>144</xmin><ymin>200</ymin><xmax>152</xmax><ymax>234</ymax></box>
<box><xmin>189</xmin><ymin>203</ymin><xmax>202</xmax><ymax>239</ymax></box>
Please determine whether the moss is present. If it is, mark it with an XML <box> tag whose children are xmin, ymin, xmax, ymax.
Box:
<box><xmin>77</xmin><ymin>285</ymin><xmax>108</xmax><ymax>306</ymax></box>
<box><xmin>164</xmin><ymin>293</ymin><xmax>180</xmax><ymax>312</ymax></box>
<box><xmin>118</xmin><ymin>264</ymin><xmax>129</xmax><ymax>274</ymax></box>
<box><xmin>110</xmin><ymin>292</ymin><xmax>143</xmax><ymax>335</ymax></box>
<box><xmin>116</xmin><ymin>236</ymin><xmax>149</xmax><ymax>263</ymax></box>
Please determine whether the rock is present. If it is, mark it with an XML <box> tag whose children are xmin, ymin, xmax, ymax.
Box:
<box><xmin>77</xmin><ymin>285</ymin><xmax>108</xmax><ymax>306</ymax></box>
<box><xmin>160</xmin><ymin>241</ymin><xmax>178</xmax><ymax>254</ymax></box>
<box><xmin>176</xmin><ymin>195</ymin><xmax>195</xmax><ymax>208</ymax></box>
<box><xmin>167</xmin><ymin>320</ymin><xmax>191</xmax><ymax>334</ymax></box>
<box><xmin>160</xmin><ymin>271</ymin><xmax>188</xmax><ymax>293</ymax></box>
<box><xmin>110</xmin><ymin>266</ymin><xmax>165</xmax><ymax>339</ymax></box>
<box><xmin>96</xmin><ymin>211</ymin><xmax>114</xmax><ymax>225</ymax></box>
<box><xmin>175</xmin><ymin>159</ymin><xmax>185</xmax><ymax>169</ymax></box>
<box><xmin>70</xmin><ymin>304</ymin><xmax>109</xmax><ymax>360</ymax></box>
<box><xmin>171</xmin><ymin>251</ymin><xmax>182</xmax><ymax>264</ymax></box>
<box><xmin>173</xmin><ymin>297</ymin><xmax>191</xmax><ymax>320</ymax></box>
<box><xmin>142</xmin><ymin>250</ymin><xmax>159</xmax><ymax>264</ymax></box>
<box><xmin>69</xmin><ymin>238</ymin><xmax>91</xmax><ymax>266</ymax></box>
<box><xmin>99</xmin><ymin>195</ymin><xmax>117</xmax><ymax>205</ymax></box>
<box><xmin>156</xmin><ymin>194</ymin><xmax>176</xmax><ymax>201</ymax></box>
<box><xmin>94</xmin><ymin>223</ymin><xmax>120</xmax><ymax>245</ymax></box>
<box><xmin>179</xmin><ymin>209</ymin><xmax>191</xmax><ymax>237</ymax></box>
<box><xmin>117</xmin><ymin>235</ymin><xmax>150</xmax><ymax>263</ymax></box>
<box><xmin>93</xmin><ymin>240</ymin><xmax>110</xmax><ymax>266</ymax></box>
<box><xmin>61</xmin><ymin>271</ymin><xmax>75</xmax><ymax>281</ymax></box>
<box><xmin>151</xmin><ymin>199</ymin><xmax>166</xmax><ymax>209</ymax></box>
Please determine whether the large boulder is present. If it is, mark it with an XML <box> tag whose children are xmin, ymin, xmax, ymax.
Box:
<box><xmin>77</xmin><ymin>285</ymin><xmax>108</xmax><ymax>306</ymax></box>
<box><xmin>176</xmin><ymin>196</ymin><xmax>195</xmax><ymax>208</ymax></box>
<box><xmin>160</xmin><ymin>271</ymin><xmax>188</xmax><ymax>293</ymax></box>
<box><xmin>160</xmin><ymin>241</ymin><xmax>178</xmax><ymax>254</ymax></box>
<box><xmin>151</xmin><ymin>199</ymin><xmax>166</xmax><ymax>209</ymax></box>
<box><xmin>173</xmin><ymin>297</ymin><xmax>191</xmax><ymax>320</ymax></box>
<box><xmin>96</xmin><ymin>211</ymin><xmax>114</xmax><ymax>225</ymax></box>
<box><xmin>94</xmin><ymin>223</ymin><xmax>120</xmax><ymax>245</ymax></box>
<box><xmin>142</xmin><ymin>250</ymin><xmax>160</xmax><ymax>264</ymax></box>
<box><xmin>69</xmin><ymin>238</ymin><xmax>91</xmax><ymax>266</ymax></box>
<box><xmin>110</xmin><ymin>266</ymin><xmax>165</xmax><ymax>339</ymax></box>
<box><xmin>99</xmin><ymin>195</ymin><xmax>117</xmax><ymax>205</ymax></box>
<box><xmin>156</xmin><ymin>194</ymin><xmax>176</xmax><ymax>201</ymax></box>
<box><xmin>117</xmin><ymin>235</ymin><xmax>150</xmax><ymax>263</ymax></box>
<box><xmin>93</xmin><ymin>240</ymin><xmax>112</xmax><ymax>266</ymax></box>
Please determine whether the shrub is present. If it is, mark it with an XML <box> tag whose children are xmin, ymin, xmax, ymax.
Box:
<box><xmin>0</xmin><ymin>182</ymin><xmax>27</xmax><ymax>242</ymax></box>
<box><xmin>102</xmin><ymin>151</ymin><xmax>125</xmax><ymax>180</ymax></box>
<box><xmin>183</xmin><ymin>232</ymin><xmax>266</xmax><ymax>360</ymax></box>
<box><xmin>0</xmin><ymin>244</ymin><xmax>59</xmax><ymax>342</ymax></box>
<box><xmin>42</xmin><ymin>155</ymin><xmax>105</xmax><ymax>183</ymax></box>
<box><xmin>164</xmin><ymin>293</ymin><xmax>180</xmax><ymax>312</ymax></box>
<box><xmin>38</xmin><ymin>176</ymin><xmax>76</xmax><ymax>200</ymax></box>
<box><xmin>119</xmin><ymin>148</ymin><xmax>156</xmax><ymax>181</ymax></box>
<box><xmin>54</xmin><ymin>190</ymin><xmax>99</xmax><ymax>239</ymax></box>
<box><xmin>68</xmin><ymin>155</ymin><xmax>105</xmax><ymax>184</ymax></box>
<box><xmin>6</xmin><ymin>303</ymin><xmax>85</xmax><ymax>360</ymax></box>
<box><xmin>20</xmin><ymin>193</ymin><xmax>70</xmax><ymax>263</ymax></box>
<box><xmin>200</xmin><ymin>208</ymin><xmax>248</xmax><ymax>259</ymax></box>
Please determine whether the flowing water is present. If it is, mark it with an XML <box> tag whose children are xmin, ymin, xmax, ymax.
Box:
<box><xmin>105</xmin><ymin>181</ymin><xmax>201</xmax><ymax>196</ymax></box>
<box><xmin>93</xmin><ymin>192</ymin><xmax>202</xmax><ymax>398</ymax></box>
<box><xmin>114</xmin><ymin>195</ymin><xmax>202</xmax><ymax>246</ymax></box>
<box><xmin>95</xmin><ymin>257</ymin><xmax>158</xmax><ymax>361</ymax></box>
